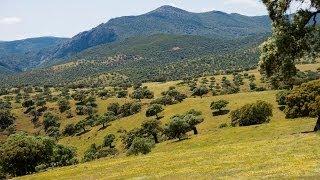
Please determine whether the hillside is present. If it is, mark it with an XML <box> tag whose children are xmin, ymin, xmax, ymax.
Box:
<box><xmin>0</xmin><ymin>37</ymin><xmax>68</xmax><ymax>72</ymax></box>
<box><xmin>17</xmin><ymin>91</ymin><xmax>319</xmax><ymax>178</ymax></box>
<box><xmin>47</xmin><ymin>5</ymin><xmax>271</xmax><ymax>60</ymax></box>
<box><xmin>0</xmin><ymin>34</ymin><xmax>268</xmax><ymax>88</ymax></box>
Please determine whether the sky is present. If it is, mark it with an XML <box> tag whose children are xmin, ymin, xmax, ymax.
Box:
<box><xmin>0</xmin><ymin>0</ymin><xmax>268</xmax><ymax>41</ymax></box>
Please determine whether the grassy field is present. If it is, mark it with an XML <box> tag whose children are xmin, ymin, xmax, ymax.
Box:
<box><xmin>17</xmin><ymin>90</ymin><xmax>320</xmax><ymax>179</ymax></box>
<box><xmin>3</xmin><ymin>63</ymin><xmax>319</xmax><ymax>179</ymax></box>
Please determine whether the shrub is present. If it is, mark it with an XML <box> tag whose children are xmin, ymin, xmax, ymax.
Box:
<box><xmin>103</xmin><ymin>134</ymin><xmax>116</xmax><ymax>148</ymax></box>
<box><xmin>0</xmin><ymin>133</ymin><xmax>77</xmax><ymax>176</ymax></box>
<box><xmin>231</xmin><ymin>101</ymin><xmax>273</xmax><ymax>127</ymax></box>
<box><xmin>210</xmin><ymin>100</ymin><xmax>229</xmax><ymax>112</ymax></box>
<box><xmin>284</xmin><ymin>80</ymin><xmax>320</xmax><ymax>118</ymax></box>
<box><xmin>146</xmin><ymin>104</ymin><xmax>164</xmax><ymax>119</ymax></box>
<box><xmin>218</xmin><ymin>123</ymin><xmax>228</xmax><ymax>128</ymax></box>
<box><xmin>127</xmin><ymin>137</ymin><xmax>154</xmax><ymax>156</ymax></box>
<box><xmin>82</xmin><ymin>143</ymin><xmax>117</xmax><ymax>162</ymax></box>
<box><xmin>63</xmin><ymin>124</ymin><xmax>76</xmax><ymax>136</ymax></box>
<box><xmin>0</xmin><ymin>109</ymin><xmax>15</xmax><ymax>130</ymax></box>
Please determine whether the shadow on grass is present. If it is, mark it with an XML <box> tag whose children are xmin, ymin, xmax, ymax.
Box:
<box><xmin>76</xmin><ymin>129</ymin><xmax>90</xmax><ymax>136</ymax></box>
<box><xmin>212</xmin><ymin>110</ymin><xmax>230</xmax><ymax>117</ymax></box>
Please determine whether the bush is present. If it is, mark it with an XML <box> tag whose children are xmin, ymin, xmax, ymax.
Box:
<box><xmin>146</xmin><ymin>104</ymin><xmax>164</xmax><ymax>119</ymax></box>
<box><xmin>0</xmin><ymin>133</ymin><xmax>77</xmax><ymax>176</ymax></box>
<box><xmin>210</xmin><ymin>100</ymin><xmax>229</xmax><ymax>112</ymax></box>
<box><xmin>127</xmin><ymin>137</ymin><xmax>154</xmax><ymax>156</ymax></box>
<box><xmin>231</xmin><ymin>101</ymin><xmax>273</xmax><ymax>127</ymax></box>
<box><xmin>0</xmin><ymin>109</ymin><xmax>15</xmax><ymax>131</ymax></box>
<box><xmin>63</xmin><ymin>124</ymin><xmax>76</xmax><ymax>136</ymax></box>
<box><xmin>284</xmin><ymin>80</ymin><xmax>320</xmax><ymax>118</ymax></box>
<box><xmin>82</xmin><ymin>143</ymin><xmax>117</xmax><ymax>162</ymax></box>
<box><xmin>218</xmin><ymin>123</ymin><xmax>228</xmax><ymax>128</ymax></box>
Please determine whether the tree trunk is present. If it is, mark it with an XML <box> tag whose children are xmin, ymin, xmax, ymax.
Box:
<box><xmin>314</xmin><ymin>116</ymin><xmax>320</xmax><ymax>132</ymax></box>
<box><xmin>193</xmin><ymin>127</ymin><xmax>198</xmax><ymax>135</ymax></box>
<box><xmin>153</xmin><ymin>133</ymin><xmax>159</xmax><ymax>143</ymax></box>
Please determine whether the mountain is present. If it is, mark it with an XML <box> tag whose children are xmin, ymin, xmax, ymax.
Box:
<box><xmin>0</xmin><ymin>34</ymin><xmax>268</xmax><ymax>88</ymax></box>
<box><xmin>47</xmin><ymin>5</ymin><xmax>271</xmax><ymax>61</ymax></box>
<box><xmin>0</xmin><ymin>37</ymin><xmax>68</xmax><ymax>72</ymax></box>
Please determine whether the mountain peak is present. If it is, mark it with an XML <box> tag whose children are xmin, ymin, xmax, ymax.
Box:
<box><xmin>151</xmin><ymin>5</ymin><xmax>189</xmax><ymax>14</ymax></box>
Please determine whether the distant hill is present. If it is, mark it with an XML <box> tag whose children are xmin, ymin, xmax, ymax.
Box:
<box><xmin>47</xmin><ymin>5</ymin><xmax>271</xmax><ymax>61</ymax></box>
<box><xmin>0</xmin><ymin>34</ymin><xmax>268</xmax><ymax>87</ymax></box>
<box><xmin>0</xmin><ymin>37</ymin><xmax>68</xmax><ymax>72</ymax></box>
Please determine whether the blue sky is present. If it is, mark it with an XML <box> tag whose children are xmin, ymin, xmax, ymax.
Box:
<box><xmin>0</xmin><ymin>0</ymin><xmax>267</xmax><ymax>41</ymax></box>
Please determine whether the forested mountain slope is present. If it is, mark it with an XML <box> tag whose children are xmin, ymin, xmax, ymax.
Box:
<box><xmin>0</xmin><ymin>34</ymin><xmax>268</xmax><ymax>87</ymax></box>
<box><xmin>0</xmin><ymin>37</ymin><xmax>68</xmax><ymax>72</ymax></box>
<box><xmin>47</xmin><ymin>5</ymin><xmax>271</xmax><ymax>61</ymax></box>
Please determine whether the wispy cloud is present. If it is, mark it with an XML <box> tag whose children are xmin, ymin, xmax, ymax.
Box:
<box><xmin>0</xmin><ymin>17</ymin><xmax>22</xmax><ymax>25</ymax></box>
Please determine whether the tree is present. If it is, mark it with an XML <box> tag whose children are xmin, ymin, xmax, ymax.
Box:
<box><xmin>107</xmin><ymin>103</ymin><xmax>120</xmax><ymax>116</ymax></box>
<box><xmin>0</xmin><ymin>133</ymin><xmax>77</xmax><ymax>176</ymax></box>
<box><xmin>210</xmin><ymin>100</ymin><xmax>229</xmax><ymax>114</ymax></box>
<box><xmin>164</xmin><ymin>116</ymin><xmax>190</xmax><ymax>141</ymax></box>
<box><xmin>0</xmin><ymin>109</ymin><xmax>15</xmax><ymax>130</ymax></box>
<box><xmin>183</xmin><ymin>114</ymin><xmax>204</xmax><ymax>135</ymax></box>
<box><xmin>282</xmin><ymin>80</ymin><xmax>320</xmax><ymax>131</ymax></box>
<box><xmin>146</xmin><ymin>104</ymin><xmax>164</xmax><ymax>119</ymax></box>
<box><xmin>0</xmin><ymin>133</ymin><xmax>54</xmax><ymax>176</ymax></box>
<box><xmin>75</xmin><ymin>119</ymin><xmax>88</xmax><ymax>133</ymax></box>
<box><xmin>231</xmin><ymin>101</ymin><xmax>273</xmax><ymax>127</ymax></box>
<box><xmin>63</xmin><ymin>123</ymin><xmax>76</xmax><ymax>136</ymax></box>
<box><xmin>97</xmin><ymin>114</ymin><xmax>115</xmax><ymax>128</ymax></box>
<box><xmin>103</xmin><ymin>134</ymin><xmax>116</xmax><ymax>148</ymax></box>
<box><xmin>43</xmin><ymin>113</ymin><xmax>60</xmax><ymax>132</ymax></box>
<box><xmin>22</xmin><ymin>99</ymin><xmax>34</xmax><ymax>108</ymax></box>
<box><xmin>58</xmin><ymin>98</ymin><xmax>71</xmax><ymax>113</ymax></box>
<box><xmin>260</xmin><ymin>0</ymin><xmax>320</xmax><ymax>87</ymax></box>
<box><xmin>192</xmin><ymin>86</ymin><xmax>209</xmax><ymax>98</ymax></box>
<box><xmin>141</xmin><ymin>119</ymin><xmax>162</xmax><ymax>143</ymax></box>
<box><xmin>127</xmin><ymin>137</ymin><xmax>154</xmax><ymax>155</ymax></box>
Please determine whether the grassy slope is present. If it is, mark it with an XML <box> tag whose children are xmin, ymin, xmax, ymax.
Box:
<box><xmin>18</xmin><ymin>90</ymin><xmax>320</xmax><ymax>179</ymax></box>
<box><xmin>9</xmin><ymin>63</ymin><xmax>320</xmax><ymax>179</ymax></box>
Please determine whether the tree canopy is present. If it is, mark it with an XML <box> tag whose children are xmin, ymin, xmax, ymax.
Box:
<box><xmin>260</xmin><ymin>0</ymin><xmax>320</xmax><ymax>86</ymax></box>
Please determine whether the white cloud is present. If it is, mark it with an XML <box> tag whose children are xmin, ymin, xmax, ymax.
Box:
<box><xmin>0</xmin><ymin>17</ymin><xmax>22</xmax><ymax>25</ymax></box>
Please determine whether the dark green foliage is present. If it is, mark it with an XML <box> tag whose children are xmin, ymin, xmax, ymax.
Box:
<box><xmin>164</xmin><ymin>110</ymin><xmax>204</xmax><ymax>140</ymax></box>
<box><xmin>260</xmin><ymin>0</ymin><xmax>320</xmax><ymax>86</ymax></box>
<box><xmin>82</xmin><ymin>143</ymin><xmax>118</xmax><ymax>162</ymax></box>
<box><xmin>152</xmin><ymin>87</ymin><xmax>187</xmax><ymax>106</ymax></box>
<box><xmin>284</xmin><ymin>80</ymin><xmax>320</xmax><ymax>119</ymax></box>
<box><xmin>127</xmin><ymin>137</ymin><xmax>154</xmax><ymax>156</ymax></box>
<box><xmin>121</xmin><ymin>128</ymin><xmax>143</xmax><ymax>149</ymax></box>
<box><xmin>43</xmin><ymin>113</ymin><xmax>60</xmax><ymax>132</ymax></box>
<box><xmin>0</xmin><ymin>133</ymin><xmax>77</xmax><ymax>176</ymax></box>
<box><xmin>164</xmin><ymin>116</ymin><xmax>190</xmax><ymax>140</ymax></box>
<box><xmin>58</xmin><ymin>98</ymin><xmax>71</xmax><ymax>113</ymax></box>
<box><xmin>107</xmin><ymin>103</ymin><xmax>120</xmax><ymax>115</ymax></box>
<box><xmin>276</xmin><ymin>90</ymin><xmax>291</xmax><ymax>106</ymax></box>
<box><xmin>22</xmin><ymin>99</ymin><xmax>35</xmax><ymax>108</ymax></box>
<box><xmin>103</xmin><ymin>134</ymin><xmax>116</xmax><ymax>148</ymax></box>
<box><xmin>146</xmin><ymin>104</ymin><xmax>164</xmax><ymax>119</ymax></box>
<box><xmin>140</xmin><ymin>119</ymin><xmax>163</xmax><ymax>143</ymax></box>
<box><xmin>63</xmin><ymin>123</ymin><xmax>76</xmax><ymax>136</ymax></box>
<box><xmin>49</xmin><ymin>144</ymin><xmax>78</xmax><ymax>168</ymax></box>
<box><xmin>116</xmin><ymin>90</ymin><xmax>128</xmax><ymax>98</ymax></box>
<box><xmin>231</xmin><ymin>101</ymin><xmax>273</xmax><ymax>127</ymax></box>
<box><xmin>75</xmin><ymin>119</ymin><xmax>89</xmax><ymax>133</ymax></box>
<box><xmin>0</xmin><ymin>109</ymin><xmax>15</xmax><ymax>130</ymax></box>
<box><xmin>192</xmin><ymin>86</ymin><xmax>209</xmax><ymax>98</ymax></box>
<box><xmin>96</xmin><ymin>114</ymin><xmax>116</xmax><ymax>128</ymax></box>
<box><xmin>131</xmin><ymin>87</ymin><xmax>154</xmax><ymax>100</ymax></box>
<box><xmin>210</xmin><ymin>100</ymin><xmax>229</xmax><ymax>112</ymax></box>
